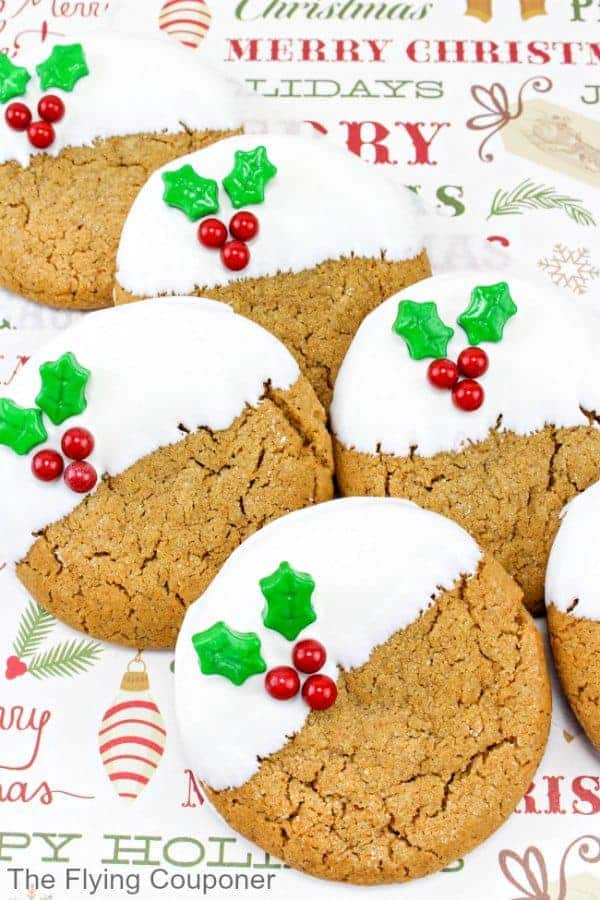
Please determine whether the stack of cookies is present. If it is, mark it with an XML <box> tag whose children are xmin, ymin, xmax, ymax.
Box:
<box><xmin>0</xmin><ymin>33</ymin><xmax>597</xmax><ymax>888</ymax></box>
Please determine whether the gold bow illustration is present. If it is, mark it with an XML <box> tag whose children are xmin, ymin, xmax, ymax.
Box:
<box><xmin>466</xmin><ymin>0</ymin><xmax>547</xmax><ymax>21</ymax></box>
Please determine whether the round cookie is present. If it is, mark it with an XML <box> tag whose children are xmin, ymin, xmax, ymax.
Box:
<box><xmin>546</xmin><ymin>481</ymin><xmax>600</xmax><ymax>749</ymax></box>
<box><xmin>114</xmin><ymin>133</ymin><xmax>430</xmax><ymax>408</ymax></box>
<box><xmin>0</xmin><ymin>298</ymin><xmax>333</xmax><ymax>649</ymax></box>
<box><xmin>0</xmin><ymin>35</ymin><xmax>243</xmax><ymax>310</ymax></box>
<box><xmin>330</xmin><ymin>271</ymin><xmax>600</xmax><ymax>612</ymax></box>
<box><xmin>175</xmin><ymin>497</ymin><xmax>551</xmax><ymax>885</ymax></box>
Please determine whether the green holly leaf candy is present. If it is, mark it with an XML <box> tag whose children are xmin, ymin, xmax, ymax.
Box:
<box><xmin>0</xmin><ymin>399</ymin><xmax>47</xmax><ymax>455</ymax></box>
<box><xmin>457</xmin><ymin>282</ymin><xmax>518</xmax><ymax>345</ymax></box>
<box><xmin>260</xmin><ymin>561</ymin><xmax>316</xmax><ymax>641</ymax></box>
<box><xmin>222</xmin><ymin>146</ymin><xmax>277</xmax><ymax>209</ymax></box>
<box><xmin>36</xmin><ymin>351</ymin><xmax>90</xmax><ymax>426</ymax></box>
<box><xmin>36</xmin><ymin>43</ymin><xmax>89</xmax><ymax>92</ymax></box>
<box><xmin>392</xmin><ymin>300</ymin><xmax>455</xmax><ymax>360</ymax></box>
<box><xmin>0</xmin><ymin>53</ymin><xmax>31</xmax><ymax>104</ymax></box>
<box><xmin>192</xmin><ymin>621</ymin><xmax>266</xmax><ymax>686</ymax></box>
<box><xmin>162</xmin><ymin>165</ymin><xmax>219</xmax><ymax>221</ymax></box>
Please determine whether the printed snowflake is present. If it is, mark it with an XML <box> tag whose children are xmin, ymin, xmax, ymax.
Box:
<box><xmin>538</xmin><ymin>244</ymin><xmax>600</xmax><ymax>296</ymax></box>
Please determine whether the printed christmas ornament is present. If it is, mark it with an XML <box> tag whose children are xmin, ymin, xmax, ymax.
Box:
<box><xmin>98</xmin><ymin>653</ymin><xmax>166</xmax><ymax>803</ymax></box>
<box><xmin>159</xmin><ymin>0</ymin><xmax>213</xmax><ymax>50</ymax></box>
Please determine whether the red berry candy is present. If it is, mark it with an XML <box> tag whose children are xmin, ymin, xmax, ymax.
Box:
<box><xmin>293</xmin><ymin>639</ymin><xmax>327</xmax><ymax>674</ymax></box>
<box><xmin>265</xmin><ymin>666</ymin><xmax>300</xmax><ymax>701</ymax></box>
<box><xmin>64</xmin><ymin>460</ymin><xmax>97</xmax><ymax>493</ymax></box>
<box><xmin>229</xmin><ymin>211</ymin><xmax>259</xmax><ymax>242</ymax></box>
<box><xmin>427</xmin><ymin>358</ymin><xmax>459</xmax><ymax>390</ymax></box>
<box><xmin>5</xmin><ymin>102</ymin><xmax>32</xmax><ymax>131</ymax></box>
<box><xmin>452</xmin><ymin>379</ymin><xmax>484</xmax><ymax>412</ymax></box>
<box><xmin>198</xmin><ymin>218</ymin><xmax>227</xmax><ymax>249</ymax></box>
<box><xmin>458</xmin><ymin>347</ymin><xmax>489</xmax><ymax>379</ymax></box>
<box><xmin>61</xmin><ymin>427</ymin><xmax>95</xmax><ymax>461</ymax></box>
<box><xmin>32</xmin><ymin>449</ymin><xmax>64</xmax><ymax>482</ymax></box>
<box><xmin>221</xmin><ymin>240</ymin><xmax>250</xmax><ymax>272</ymax></box>
<box><xmin>38</xmin><ymin>94</ymin><xmax>65</xmax><ymax>124</ymax></box>
<box><xmin>28</xmin><ymin>121</ymin><xmax>55</xmax><ymax>150</ymax></box>
<box><xmin>302</xmin><ymin>674</ymin><xmax>337</xmax><ymax>711</ymax></box>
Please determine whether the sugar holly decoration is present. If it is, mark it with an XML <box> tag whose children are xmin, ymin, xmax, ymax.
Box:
<box><xmin>192</xmin><ymin>621</ymin><xmax>266</xmax><ymax>686</ymax></box>
<box><xmin>392</xmin><ymin>300</ymin><xmax>455</xmax><ymax>360</ymax></box>
<box><xmin>36</xmin><ymin>352</ymin><xmax>90</xmax><ymax>425</ymax></box>
<box><xmin>260</xmin><ymin>561</ymin><xmax>317</xmax><ymax>641</ymax></box>
<box><xmin>162</xmin><ymin>165</ymin><xmax>219</xmax><ymax>222</ymax></box>
<box><xmin>0</xmin><ymin>399</ymin><xmax>47</xmax><ymax>455</ymax></box>
<box><xmin>457</xmin><ymin>282</ymin><xmax>517</xmax><ymax>345</ymax></box>
<box><xmin>223</xmin><ymin>146</ymin><xmax>277</xmax><ymax>209</ymax></box>
<box><xmin>36</xmin><ymin>43</ymin><xmax>89</xmax><ymax>92</ymax></box>
<box><xmin>0</xmin><ymin>54</ymin><xmax>31</xmax><ymax>103</ymax></box>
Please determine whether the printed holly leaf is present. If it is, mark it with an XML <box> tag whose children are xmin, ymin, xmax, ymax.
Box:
<box><xmin>192</xmin><ymin>621</ymin><xmax>266</xmax><ymax>686</ymax></box>
<box><xmin>458</xmin><ymin>282</ymin><xmax>517</xmax><ymax>345</ymax></box>
<box><xmin>0</xmin><ymin>399</ymin><xmax>47</xmax><ymax>455</ymax></box>
<box><xmin>260</xmin><ymin>561</ymin><xmax>316</xmax><ymax>641</ymax></box>
<box><xmin>162</xmin><ymin>165</ymin><xmax>219</xmax><ymax>221</ymax></box>
<box><xmin>36</xmin><ymin>351</ymin><xmax>90</xmax><ymax>425</ymax></box>
<box><xmin>0</xmin><ymin>53</ymin><xmax>31</xmax><ymax>103</ymax></box>
<box><xmin>36</xmin><ymin>43</ymin><xmax>89</xmax><ymax>92</ymax></box>
<box><xmin>392</xmin><ymin>300</ymin><xmax>455</xmax><ymax>360</ymax></box>
<box><xmin>222</xmin><ymin>146</ymin><xmax>277</xmax><ymax>208</ymax></box>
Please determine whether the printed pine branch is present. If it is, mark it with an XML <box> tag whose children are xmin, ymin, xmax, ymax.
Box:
<box><xmin>27</xmin><ymin>638</ymin><xmax>102</xmax><ymax>680</ymax></box>
<box><xmin>488</xmin><ymin>179</ymin><xmax>596</xmax><ymax>226</ymax></box>
<box><xmin>13</xmin><ymin>601</ymin><xmax>55</xmax><ymax>658</ymax></box>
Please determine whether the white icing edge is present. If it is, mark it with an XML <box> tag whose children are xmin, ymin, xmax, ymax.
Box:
<box><xmin>0</xmin><ymin>297</ymin><xmax>299</xmax><ymax>563</ymax></box>
<box><xmin>0</xmin><ymin>34</ymin><xmax>244</xmax><ymax>166</ymax></box>
<box><xmin>546</xmin><ymin>481</ymin><xmax>600</xmax><ymax>622</ymax></box>
<box><xmin>116</xmin><ymin>133</ymin><xmax>426</xmax><ymax>294</ymax></box>
<box><xmin>174</xmin><ymin>497</ymin><xmax>482</xmax><ymax>790</ymax></box>
<box><xmin>331</xmin><ymin>270</ymin><xmax>600</xmax><ymax>459</ymax></box>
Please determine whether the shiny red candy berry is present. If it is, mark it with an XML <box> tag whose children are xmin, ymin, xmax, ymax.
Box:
<box><xmin>427</xmin><ymin>358</ymin><xmax>459</xmax><ymax>390</ymax></box>
<box><xmin>5</xmin><ymin>102</ymin><xmax>32</xmax><ymax>131</ymax></box>
<box><xmin>302</xmin><ymin>674</ymin><xmax>337</xmax><ymax>711</ymax></box>
<box><xmin>64</xmin><ymin>460</ymin><xmax>97</xmax><ymax>493</ymax></box>
<box><xmin>32</xmin><ymin>449</ymin><xmax>64</xmax><ymax>482</ymax></box>
<box><xmin>38</xmin><ymin>94</ymin><xmax>65</xmax><ymax>124</ymax></box>
<box><xmin>265</xmin><ymin>666</ymin><xmax>300</xmax><ymax>701</ymax></box>
<box><xmin>293</xmin><ymin>639</ymin><xmax>327</xmax><ymax>674</ymax></box>
<box><xmin>229</xmin><ymin>211</ymin><xmax>259</xmax><ymax>242</ymax></box>
<box><xmin>452</xmin><ymin>379</ymin><xmax>484</xmax><ymax>412</ymax></box>
<box><xmin>198</xmin><ymin>218</ymin><xmax>227</xmax><ymax>249</ymax></box>
<box><xmin>458</xmin><ymin>346</ymin><xmax>489</xmax><ymax>379</ymax></box>
<box><xmin>61</xmin><ymin>427</ymin><xmax>95</xmax><ymax>461</ymax></box>
<box><xmin>221</xmin><ymin>240</ymin><xmax>250</xmax><ymax>271</ymax></box>
<box><xmin>28</xmin><ymin>121</ymin><xmax>55</xmax><ymax>150</ymax></box>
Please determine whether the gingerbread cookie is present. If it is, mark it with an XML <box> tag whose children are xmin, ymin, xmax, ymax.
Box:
<box><xmin>546</xmin><ymin>482</ymin><xmax>600</xmax><ymax>749</ymax></box>
<box><xmin>0</xmin><ymin>298</ymin><xmax>333</xmax><ymax>649</ymax></box>
<box><xmin>114</xmin><ymin>134</ymin><xmax>430</xmax><ymax>407</ymax></box>
<box><xmin>331</xmin><ymin>271</ymin><xmax>600</xmax><ymax>611</ymax></box>
<box><xmin>175</xmin><ymin>497</ymin><xmax>550</xmax><ymax>885</ymax></box>
<box><xmin>0</xmin><ymin>35</ymin><xmax>243</xmax><ymax>310</ymax></box>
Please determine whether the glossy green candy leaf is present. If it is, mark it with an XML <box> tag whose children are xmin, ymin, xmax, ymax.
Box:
<box><xmin>392</xmin><ymin>300</ymin><xmax>455</xmax><ymax>360</ymax></box>
<box><xmin>260</xmin><ymin>561</ymin><xmax>316</xmax><ymax>641</ymax></box>
<box><xmin>36</xmin><ymin>43</ymin><xmax>89</xmax><ymax>92</ymax></box>
<box><xmin>162</xmin><ymin>165</ymin><xmax>219</xmax><ymax>221</ymax></box>
<box><xmin>457</xmin><ymin>282</ymin><xmax>518</xmax><ymax>345</ymax></box>
<box><xmin>36</xmin><ymin>351</ymin><xmax>90</xmax><ymax>426</ymax></box>
<box><xmin>192</xmin><ymin>621</ymin><xmax>266</xmax><ymax>686</ymax></box>
<box><xmin>0</xmin><ymin>399</ymin><xmax>47</xmax><ymax>455</ymax></box>
<box><xmin>222</xmin><ymin>146</ymin><xmax>277</xmax><ymax>208</ymax></box>
<box><xmin>0</xmin><ymin>54</ymin><xmax>31</xmax><ymax>103</ymax></box>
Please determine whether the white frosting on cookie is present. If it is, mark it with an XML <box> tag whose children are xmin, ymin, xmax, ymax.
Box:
<box><xmin>116</xmin><ymin>133</ymin><xmax>425</xmax><ymax>294</ymax></box>
<box><xmin>331</xmin><ymin>270</ymin><xmax>600</xmax><ymax>459</ymax></box>
<box><xmin>546</xmin><ymin>481</ymin><xmax>600</xmax><ymax>621</ymax></box>
<box><xmin>0</xmin><ymin>34</ymin><xmax>243</xmax><ymax>167</ymax></box>
<box><xmin>175</xmin><ymin>497</ymin><xmax>482</xmax><ymax>790</ymax></box>
<box><xmin>0</xmin><ymin>297</ymin><xmax>299</xmax><ymax>563</ymax></box>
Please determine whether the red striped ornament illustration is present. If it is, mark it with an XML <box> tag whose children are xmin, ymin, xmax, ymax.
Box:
<box><xmin>98</xmin><ymin>654</ymin><xmax>166</xmax><ymax>803</ymax></box>
<box><xmin>159</xmin><ymin>0</ymin><xmax>212</xmax><ymax>50</ymax></box>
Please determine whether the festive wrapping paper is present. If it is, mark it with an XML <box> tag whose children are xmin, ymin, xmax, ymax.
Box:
<box><xmin>0</xmin><ymin>2</ymin><xmax>599</xmax><ymax>898</ymax></box>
